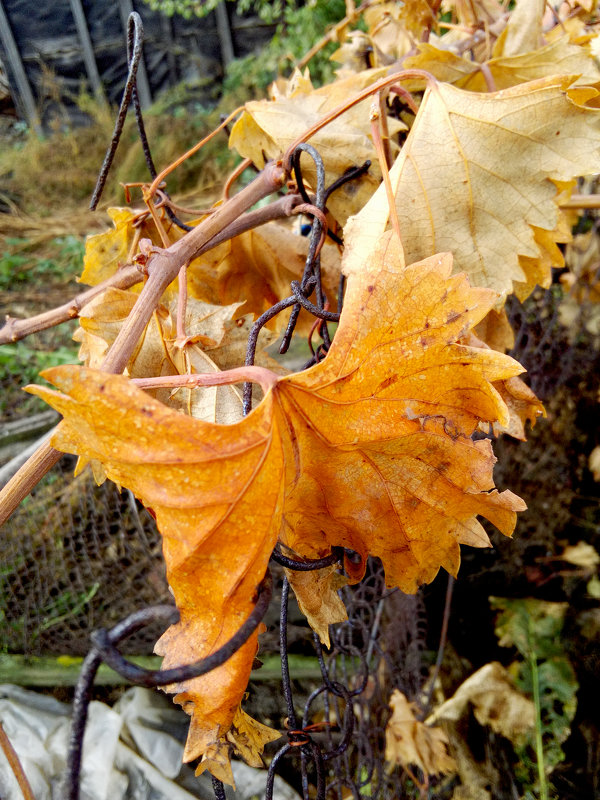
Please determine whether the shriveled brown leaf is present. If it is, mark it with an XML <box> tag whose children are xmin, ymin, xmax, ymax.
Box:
<box><xmin>195</xmin><ymin>705</ymin><xmax>280</xmax><ymax>787</ymax></box>
<box><xmin>285</xmin><ymin>564</ymin><xmax>348</xmax><ymax>648</ymax></box>
<box><xmin>385</xmin><ymin>689</ymin><xmax>456</xmax><ymax>776</ymax></box>
<box><xmin>428</xmin><ymin>661</ymin><xmax>535</xmax><ymax>744</ymax></box>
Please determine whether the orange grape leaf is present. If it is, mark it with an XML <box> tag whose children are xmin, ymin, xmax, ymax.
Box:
<box><xmin>344</xmin><ymin>76</ymin><xmax>600</xmax><ymax>302</ymax></box>
<box><xmin>29</xmin><ymin>231</ymin><xmax>525</xmax><ymax>778</ymax></box>
<box><xmin>465</xmin><ymin>334</ymin><xmax>545</xmax><ymax>440</ymax></box>
<box><xmin>492</xmin><ymin>376</ymin><xmax>546</xmax><ymax>441</ymax></box>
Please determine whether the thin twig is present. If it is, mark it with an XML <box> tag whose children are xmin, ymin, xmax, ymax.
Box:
<box><xmin>281</xmin><ymin>69</ymin><xmax>437</xmax><ymax>173</ymax></box>
<box><xmin>0</xmin><ymin>438</ymin><xmax>61</xmax><ymax>527</ymax></box>
<box><xmin>0</xmin><ymin>722</ymin><xmax>36</xmax><ymax>800</ymax></box>
<box><xmin>222</xmin><ymin>157</ymin><xmax>254</xmax><ymax>199</ymax></box>
<box><xmin>370</xmin><ymin>99</ymin><xmax>403</xmax><ymax>248</ymax></box>
<box><xmin>0</xmin><ymin>194</ymin><xmax>305</xmax><ymax>346</ymax></box>
<box><xmin>420</xmin><ymin>575</ymin><xmax>455</xmax><ymax>719</ymax></box>
<box><xmin>90</xmin><ymin>13</ymin><xmax>145</xmax><ymax>210</ymax></box>
<box><xmin>0</xmin><ymin>264</ymin><xmax>141</xmax><ymax>345</ymax></box>
<box><xmin>132</xmin><ymin>364</ymin><xmax>279</xmax><ymax>395</ymax></box>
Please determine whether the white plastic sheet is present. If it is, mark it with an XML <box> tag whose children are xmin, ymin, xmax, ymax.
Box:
<box><xmin>0</xmin><ymin>684</ymin><xmax>299</xmax><ymax>800</ymax></box>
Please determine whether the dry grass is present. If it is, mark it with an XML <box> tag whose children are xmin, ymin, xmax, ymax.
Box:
<box><xmin>0</xmin><ymin>87</ymin><xmax>236</xmax><ymax>236</ymax></box>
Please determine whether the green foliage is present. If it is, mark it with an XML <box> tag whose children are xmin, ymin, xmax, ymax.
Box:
<box><xmin>145</xmin><ymin>0</ymin><xmax>347</xmax><ymax>96</ymax></box>
<box><xmin>491</xmin><ymin>598</ymin><xmax>578</xmax><ymax>800</ymax></box>
<box><xmin>0</xmin><ymin>236</ymin><xmax>84</xmax><ymax>291</ymax></box>
<box><xmin>0</xmin><ymin>343</ymin><xmax>78</xmax><ymax>386</ymax></box>
<box><xmin>142</xmin><ymin>0</ymin><xmax>293</xmax><ymax>22</ymax></box>
<box><xmin>225</xmin><ymin>0</ymin><xmax>347</xmax><ymax>91</ymax></box>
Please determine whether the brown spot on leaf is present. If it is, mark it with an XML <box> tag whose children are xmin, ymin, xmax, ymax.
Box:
<box><xmin>378</xmin><ymin>375</ymin><xmax>399</xmax><ymax>392</ymax></box>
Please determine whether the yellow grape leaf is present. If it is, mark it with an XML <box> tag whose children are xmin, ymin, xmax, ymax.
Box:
<box><xmin>559</xmin><ymin>540</ymin><xmax>600</xmax><ymax>569</ymax></box>
<box><xmin>493</xmin><ymin>0</ymin><xmax>544</xmax><ymax>58</ymax></box>
<box><xmin>361</xmin><ymin>3</ymin><xmax>413</xmax><ymax>63</ymax></box>
<box><xmin>331</xmin><ymin>31</ymin><xmax>379</xmax><ymax>76</ymax></box>
<box><xmin>385</xmin><ymin>689</ymin><xmax>456</xmax><ymax>776</ymax></box>
<box><xmin>229</xmin><ymin>68</ymin><xmax>405</xmax><ymax>226</ymax></box>
<box><xmin>405</xmin><ymin>36</ymin><xmax>600</xmax><ymax>92</ymax></box>
<box><xmin>80</xmin><ymin>207</ymin><xmax>189</xmax><ymax>288</ymax></box>
<box><xmin>448</xmin><ymin>0</ymin><xmax>505</xmax><ymax>28</ymax></box>
<box><xmin>187</xmin><ymin>220</ymin><xmax>342</xmax><ymax>332</ymax></box>
<box><xmin>29</xmin><ymin>231</ymin><xmax>525</xmax><ymax>777</ymax></box>
<box><xmin>344</xmin><ymin>76</ymin><xmax>600</xmax><ymax>302</ymax></box>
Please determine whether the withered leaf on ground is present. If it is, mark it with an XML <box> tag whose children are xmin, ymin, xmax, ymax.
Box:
<box><xmin>29</xmin><ymin>231</ymin><xmax>525</xmax><ymax>779</ymax></box>
<box><xmin>427</xmin><ymin>661</ymin><xmax>535</xmax><ymax>744</ymax></box>
<box><xmin>385</xmin><ymin>689</ymin><xmax>456</xmax><ymax>776</ymax></box>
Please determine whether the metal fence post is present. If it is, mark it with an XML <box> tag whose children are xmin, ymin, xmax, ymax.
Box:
<box><xmin>0</xmin><ymin>0</ymin><xmax>41</xmax><ymax>133</ymax></box>
<box><xmin>68</xmin><ymin>0</ymin><xmax>107</xmax><ymax>104</ymax></box>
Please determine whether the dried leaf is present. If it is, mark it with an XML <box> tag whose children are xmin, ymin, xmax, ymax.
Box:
<box><xmin>344</xmin><ymin>76</ymin><xmax>600</xmax><ymax>302</ymax></box>
<box><xmin>187</xmin><ymin>221</ymin><xmax>342</xmax><ymax>332</ymax></box>
<box><xmin>464</xmin><ymin>333</ymin><xmax>545</xmax><ymax>440</ymax></box>
<box><xmin>474</xmin><ymin>308</ymin><xmax>515</xmax><ymax>352</ymax></box>
<box><xmin>195</xmin><ymin>705</ymin><xmax>281</xmax><ymax>787</ymax></box>
<box><xmin>590</xmin><ymin>446</ymin><xmax>600</xmax><ymax>482</ymax></box>
<box><xmin>30</xmin><ymin>231</ymin><xmax>525</xmax><ymax>776</ymax></box>
<box><xmin>493</xmin><ymin>0</ymin><xmax>545</xmax><ymax>58</ymax></box>
<box><xmin>229</xmin><ymin>69</ymin><xmax>405</xmax><ymax>226</ymax></box>
<box><xmin>361</xmin><ymin>3</ymin><xmax>413</xmax><ymax>63</ymax></box>
<box><xmin>404</xmin><ymin>36</ymin><xmax>600</xmax><ymax>92</ymax></box>
<box><xmin>428</xmin><ymin>661</ymin><xmax>535</xmax><ymax>744</ymax></box>
<box><xmin>75</xmin><ymin>289</ymin><xmax>247</xmax><ymax>423</ymax></box>
<box><xmin>492</xmin><ymin>376</ymin><xmax>545</xmax><ymax>440</ymax></box>
<box><xmin>285</xmin><ymin>564</ymin><xmax>348</xmax><ymax>648</ymax></box>
<box><xmin>560</xmin><ymin>541</ymin><xmax>600</xmax><ymax>569</ymax></box>
<box><xmin>385</xmin><ymin>689</ymin><xmax>456</xmax><ymax>775</ymax></box>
